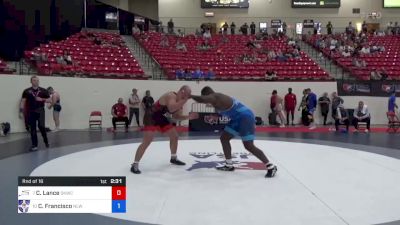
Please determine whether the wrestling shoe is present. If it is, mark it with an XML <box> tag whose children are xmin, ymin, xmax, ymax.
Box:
<box><xmin>170</xmin><ymin>158</ymin><xmax>186</xmax><ymax>166</ymax></box>
<box><xmin>216</xmin><ymin>164</ymin><xmax>235</xmax><ymax>171</ymax></box>
<box><xmin>130</xmin><ymin>164</ymin><xmax>141</xmax><ymax>174</ymax></box>
<box><xmin>265</xmin><ymin>163</ymin><xmax>277</xmax><ymax>178</ymax></box>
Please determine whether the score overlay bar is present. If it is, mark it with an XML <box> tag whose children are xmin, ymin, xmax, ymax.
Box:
<box><xmin>18</xmin><ymin>177</ymin><xmax>126</xmax><ymax>213</ymax></box>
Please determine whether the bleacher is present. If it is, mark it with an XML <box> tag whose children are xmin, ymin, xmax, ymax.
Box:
<box><xmin>24</xmin><ymin>32</ymin><xmax>145</xmax><ymax>79</ymax></box>
<box><xmin>0</xmin><ymin>58</ymin><xmax>15</xmax><ymax>74</ymax></box>
<box><xmin>305</xmin><ymin>34</ymin><xmax>400</xmax><ymax>80</ymax></box>
<box><xmin>136</xmin><ymin>32</ymin><xmax>331</xmax><ymax>81</ymax></box>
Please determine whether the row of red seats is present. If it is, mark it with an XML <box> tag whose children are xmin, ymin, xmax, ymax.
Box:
<box><xmin>305</xmin><ymin>34</ymin><xmax>400</xmax><ymax>80</ymax></box>
<box><xmin>137</xmin><ymin>32</ymin><xmax>330</xmax><ymax>80</ymax></box>
<box><xmin>25</xmin><ymin>31</ymin><xmax>144</xmax><ymax>79</ymax></box>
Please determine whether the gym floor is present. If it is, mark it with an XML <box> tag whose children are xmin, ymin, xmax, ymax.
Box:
<box><xmin>1</xmin><ymin>130</ymin><xmax>400</xmax><ymax>225</ymax></box>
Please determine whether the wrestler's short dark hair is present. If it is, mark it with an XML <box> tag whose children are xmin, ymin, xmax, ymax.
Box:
<box><xmin>201</xmin><ymin>86</ymin><xmax>214</xmax><ymax>96</ymax></box>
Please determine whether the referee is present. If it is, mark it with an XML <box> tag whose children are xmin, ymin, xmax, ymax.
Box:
<box><xmin>20</xmin><ymin>76</ymin><xmax>50</xmax><ymax>151</ymax></box>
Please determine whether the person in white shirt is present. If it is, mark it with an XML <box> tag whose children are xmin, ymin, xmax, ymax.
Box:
<box><xmin>203</xmin><ymin>29</ymin><xmax>212</xmax><ymax>39</ymax></box>
<box><xmin>352</xmin><ymin>101</ymin><xmax>371</xmax><ymax>133</ymax></box>
<box><xmin>129</xmin><ymin>88</ymin><xmax>141</xmax><ymax>127</ymax></box>
<box><xmin>361</xmin><ymin>45</ymin><xmax>370</xmax><ymax>54</ymax></box>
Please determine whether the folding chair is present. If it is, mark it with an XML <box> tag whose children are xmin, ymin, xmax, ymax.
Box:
<box><xmin>89</xmin><ymin>111</ymin><xmax>102</xmax><ymax>129</ymax></box>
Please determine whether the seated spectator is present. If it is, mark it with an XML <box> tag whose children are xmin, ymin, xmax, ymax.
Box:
<box><xmin>360</xmin><ymin>45</ymin><xmax>370</xmax><ymax>54</ymax></box>
<box><xmin>342</xmin><ymin>49</ymin><xmax>351</xmax><ymax>57</ymax></box>
<box><xmin>276</xmin><ymin>50</ymin><xmax>288</xmax><ymax>62</ymax></box>
<box><xmin>334</xmin><ymin>104</ymin><xmax>349</xmax><ymax>132</ymax></box>
<box><xmin>268</xmin><ymin>50</ymin><xmax>277</xmax><ymax>61</ymax></box>
<box><xmin>160</xmin><ymin>34</ymin><xmax>169</xmax><ymax>47</ymax></box>
<box><xmin>192</xmin><ymin>67</ymin><xmax>203</xmax><ymax>80</ymax></box>
<box><xmin>184</xmin><ymin>69</ymin><xmax>192</xmax><ymax>80</ymax></box>
<box><xmin>265</xmin><ymin>70</ymin><xmax>277</xmax><ymax>80</ymax></box>
<box><xmin>353</xmin><ymin>101</ymin><xmax>371</xmax><ymax>133</ymax></box>
<box><xmin>93</xmin><ymin>37</ymin><xmax>102</xmax><ymax>45</ymax></box>
<box><xmin>370</xmin><ymin>70</ymin><xmax>382</xmax><ymax>80</ymax></box>
<box><xmin>111</xmin><ymin>98</ymin><xmax>129</xmax><ymax>132</ymax></box>
<box><xmin>288</xmin><ymin>38</ymin><xmax>296</xmax><ymax>46</ymax></box>
<box><xmin>63</xmin><ymin>51</ymin><xmax>73</xmax><ymax>65</ymax></box>
<box><xmin>176</xmin><ymin>40</ymin><xmax>187</xmax><ymax>52</ymax></box>
<box><xmin>132</xmin><ymin>25</ymin><xmax>141</xmax><ymax>35</ymax></box>
<box><xmin>175</xmin><ymin>67</ymin><xmax>184</xmax><ymax>80</ymax></box>
<box><xmin>205</xmin><ymin>68</ymin><xmax>215</xmax><ymax>80</ymax></box>
<box><xmin>292</xmin><ymin>49</ymin><xmax>301</xmax><ymax>59</ymax></box>
<box><xmin>56</xmin><ymin>55</ymin><xmax>66</xmax><ymax>65</ymax></box>
<box><xmin>40</xmin><ymin>53</ymin><xmax>48</xmax><ymax>62</ymax></box>
<box><xmin>352</xmin><ymin>58</ymin><xmax>367</xmax><ymax>68</ymax></box>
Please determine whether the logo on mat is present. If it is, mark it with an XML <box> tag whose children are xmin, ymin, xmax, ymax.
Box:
<box><xmin>204</xmin><ymin>115</ymin><xmax>231</xmax><ymax>125</ymax></box>
<box><xmin>204</xmin><ymin>115</ymin><xmax>219</xmax><ymax>125</ymax></box>
<box><xmin>187</xmin><ymin>152</ymin><xmax>265</xmax><ymax>171</ymax></box>
<box><xmin>18</xmin><ymin>200</ymin><xmax>30</xmax><ymax>213</ymax></box>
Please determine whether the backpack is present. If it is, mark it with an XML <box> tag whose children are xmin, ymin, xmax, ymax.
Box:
<box><xmin>255</xmin><ymin>116</ymin><xmax>264</xmax><ymax>126</ymax></box>
<box><xmin>1</xmin><ymin>122</ymin><xmax>10</xmax><ymax>136</ymax></box>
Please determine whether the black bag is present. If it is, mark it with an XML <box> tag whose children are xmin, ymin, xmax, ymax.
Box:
<box><xmin>268</xmin><ymin>112</ymin><xmax>278</xmax><ymax>125</ymax></box>
<box><xmin>255</xmin><ymin>116</ymin><xmax>263</xmax><ymax>126</ymax></box>
<box><xmin>1</xmin><ymin>122</ymin><xmax>10</xmax><ymax>136</ymax></box>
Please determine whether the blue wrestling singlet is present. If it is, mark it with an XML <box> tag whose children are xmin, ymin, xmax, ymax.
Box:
<box><xmin>217</xmin><ymin>98</ymin><xmax>255</xmax><ymax>141</ymax></box>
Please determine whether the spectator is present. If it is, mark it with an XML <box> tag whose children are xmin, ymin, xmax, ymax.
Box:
<box><xmin>250</xmin><ymin>22</ymin><xmax>256</xmax><ymax>35</ymax></box>
<box><xmin>271</xmin><ymin>90</ymin><xmax>286</xmax><ymax>127</ymax></box>
<box><xmin>175</xmin><ymin>67</ymin><xmax>184</xmax><ymax>80</ymax></box>
<box><xmin>342</xmin><ymin>48</ymin><xmax>351</xmax><ymax>57</ymax></box>
<box><xmin>63</xmin><ymin>51</ymin><xmax>72</xmax><ymax>65</ymax></box>
<box><xmin>241</xmin><ymin>23</ymin><xmax>249</xmax><ymax>35</ymax></box>
<box><xmin>184</xmin><ymin>68</ymin><xmax>192</xmax><ymax>80</ymax></box>
<box><xmin>176</xmin><ymin>40</ymin><xmax>187</xmax><ymax>52</ymax></box>
<box><xmin>205</xmin><ymin>68</ymin><xmax>215</xmax><ymax>80</ymax></box>
<box><xmin>20</xmin><ymin>76</ymin><xmax>50</xmax><ymax>151</ymax></box>
<box><xmin>142</xmin><ymin>90</ymin><xmax>154</xmax><ymax>125</ymax></box>
<box><xmin>326</xmin><ymin>21</ymin><xmax>333</xmax><ymax>35</ymax></box>
<box><xmin>353</xmin><ymin>101</ymin><xmax>371</xmax><ymax>133</ymax></box>
<box><xmin>388</xmin><ymin>91</ymin><xmax>398</xmax><ymax>113</ymax></box>
<box><xmin>284</xmin><ymin>88</ymin><xmax>297</xmax><ymax>126</ymax></box>
<box><xmin>160</xmin><ymin>34</ymin><xmax>169</xmax><ymax>47</ymax></box>
<box><xmin>288</xmin><ymin>38</ymin><xmax>296</xmax><ymax>46</ymax></box>
<box><xmin>346</xmin><ymin>22</ymin><xmax>354</xmax><ymax>35</ymax></box>
<box><xmin>265</xmin><ymin>70</ymin><xmax>277</xmax><ymax>80</ymax></box>
<box><xmin>331</xmin><ymin>92</ymin><xmax>344</xmax><ymax>121</ymax></box>
<box><xmin>282</xmin><ymin>22</ymin><xmax>287</xmax><ymax>35</ymax></box>
<box><xmin>335</xmin><ymin>104</ymin><xmax>350</xmax><ymax>132</ymax></box>
<box><xmin>370</xmin><ymin>69</ymin><xmax>382</xmax><ymax>80</ymax></box>
<box><xmin>230</xmin><ymin>22</ymin><xmax>236</xmax><ymax>35</ymax></box>
<box><xmin>112</xmin><ymin>98</ymin><xmax>129</xmax><ymax>132</ymax></box>
<box><xmin>56</xmin><ymin>55</ymin><xmax>66</xmax><ymax>65</ymax></box>
<box><xmin>47</xmin><ymin>87</ymin><xmax>62</xmax><ymax>131</ymax></box>
<box><xmin>387</xmin><ymin>21</ymin><xmax>393</xmax><ymax>33</ymax></box>
<box><xmin>132</xmin><ymin>25</ymin><xmax>141</xmax><ymax>35</ymax></box>
<box><xmin>318</xmin><ymin>92</ymin><xmax>331</xmax><ymax>126</ymax></box>
<box><xmin>203</xmin><ymin>29</ymin><xmax>212</xmax><ymax>39</ymax></box>
<box><xmin>192</xmin><ymin>67</ymin><xmax>203</xmax><ymax>80</ymax></box>
<box><xmin>360</xmin><ymin>45</ymin><xmax>370</xmax><ymax>54</ymax></box>
<box><xmin>362</xmin><ymin>21</ymin><xmax>368</xmax><ymax>33</ymax></box>
<box><xmin>306</xmin><ymin>88</ymin><xmax>317</xmax><ymax>129</ymax></box>
<box><xmin>129</xmin><ymin>89</ymin><xmax>141</xmax><ymax>127</ymax></box>
<box><xmin>93</xmin><ymin>37</ymin><xmax>102</xmax><ymax>45</ymax></box>
<box><xmin>167</xmin><ymin>19</ymin><xmax>174</xmax><ymax>34</ymax></box>
<box><xmin>299</xmin><ymin>89</ymin><xmax>310</xmax><ymax>126</ymax></box>
<box><xmin>222</xmin><ymin>22</ymin><xmax>229</xmax><ymax>35</ymax></box>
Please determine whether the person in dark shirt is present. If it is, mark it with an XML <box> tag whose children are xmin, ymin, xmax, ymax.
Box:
<box><xmin>250</xmin><ymin>22</ymin><xmax>256</xmax><ymax>35</ymax></box>
<box><xmin>142</xmin><ymin>90</ymin><xmax>154</xmax><ymax>109</ymax></box>
<box><xmin>318</xmin><ymin>92</ymin><xmax>331</xmax><ymax>125</ymax></box>
<box><xmin>20</xmin><ymin>76</ymin><xmax>50</xmax><ymax>151</ymax></box>
<box><xmin>230</xmin><ymin>22</ymin><xmax>236</xmax><ymax>35</ymax></box>
<box><xmin>326</xmin><ymin>21</ymin><xmax>333</xmax><ymax>35</ymax></box>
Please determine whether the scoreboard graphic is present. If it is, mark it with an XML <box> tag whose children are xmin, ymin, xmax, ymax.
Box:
<box><xmin>18</xmin><ymin>177</ymin><xmax>126</xmax><ymax>213</ymax></box>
